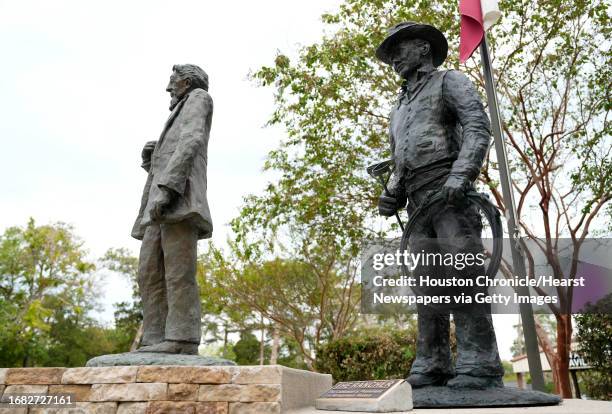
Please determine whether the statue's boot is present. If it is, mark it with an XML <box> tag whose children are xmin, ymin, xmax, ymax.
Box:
<box><xmin>135</xmin><ymin>340</ymin><xmax>199</xmax><ymax>355</ymax></box>
<box><xmin>406</xmin><ymin>373</ymin><xmax>448</xmax><ymax>388</ymax></box>
<box><xmin>447</xmin><ymin>374</ymin><xmax>503</xmax><ymax>389</ymax></box>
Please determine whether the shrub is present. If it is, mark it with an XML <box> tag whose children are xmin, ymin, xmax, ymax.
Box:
<box><xmin>315</xmin><ymin>325</ymin><xmax>417</xmax><ymax>382</ymax></box>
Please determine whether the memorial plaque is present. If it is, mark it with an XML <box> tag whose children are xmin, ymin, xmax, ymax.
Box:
<box><xmin>320</xmin><ymin>380</ymin><xmax>400</xmax><ymax>399</ymax></box>
<box><xmin>316</xmin><ymin>379</ymin><xmax>412</xmax><ymax>412</ymax></box>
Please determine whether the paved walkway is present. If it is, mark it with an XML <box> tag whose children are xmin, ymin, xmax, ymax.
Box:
<box><xmin>289</xmin><ymin>399</ymin><xmax>612</xmax><ymax>414</ymax></box>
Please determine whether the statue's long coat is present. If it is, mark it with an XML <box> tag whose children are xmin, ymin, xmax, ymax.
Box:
<box><xmin>132</xmin><ymin>88</ymin><xmax>213</xmax><ymax>240</ymax></box>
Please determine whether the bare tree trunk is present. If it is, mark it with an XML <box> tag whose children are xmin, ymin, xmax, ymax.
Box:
<box><xmin>534</xmin><ymin>316</ymin><xmax>572</xmax><ymax>397</ymax></box>
<box><xmin>534</xmin><ymin>318</ymin><xmax>558</xmax><ymax>392</ymax></box>
<box><xmin>222</xmin><ymin>323</ymin><xmax>229</xmax><ymax>358</ymax></box>
<box><xmin>304</xmin><ymin>356</ymin><xmax>314</xmax><ymax>371</ymax></box>
<box><xmin>259</xmin><ymin>314</ymin><xmax>265</xmax><ymax>365</ymax></box>
<box><xmin>270</xmin><ymin>324</ymin><xmax>280</xmax><ymax>365</ymax></box>
<box><xmin>555</xmin><ymin>314</ymin><xmax>573</xmax><ymax>398</ymax></box>
<box><xmin>130</xmin><ymin>322</ymin><xmax>144</xmax><ymax>352</ymax></box>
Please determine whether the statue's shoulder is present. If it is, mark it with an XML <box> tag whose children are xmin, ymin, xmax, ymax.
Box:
<box><xmin>186</xmin><ymin>88</ymin><xmax>213</xmax><ymax>107</ymax></box>
<box><xmin>436</xmin><ymin>68</ymin><xmax>453</xmax><ymax>76</ymax></box>
<box><xmin>439</xmin><ymin>69</ymin><xmax>471</xmax><ymax>84</ymax></box>
<box><xmin>189</xmin><ymin>88</ymin><xmax>212</xmax><ymax>99</ymax></box>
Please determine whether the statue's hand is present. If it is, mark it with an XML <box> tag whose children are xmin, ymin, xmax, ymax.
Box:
<box><xmin>141</xmin><ymin>140</ymin><xmax>157</xmax><ymax>162</ymax></box>
<box><xmin>150</xmin><ymin>187</ymin><xmax>175</xmax><ymax>221</ymax></box>
<box><xmin>441</xmin><ymin>175</ymin><xmax>470</xmax><ymax>206</ymax></box>
<box><xmin>378</xmin><ymin>193</ymin><xmax>401</xmax><ymax>217</ymax></box>
<box><xmin>141</xmin><ymin>141</ymin><xmax>157</xmax><ymax>172</ymax></box>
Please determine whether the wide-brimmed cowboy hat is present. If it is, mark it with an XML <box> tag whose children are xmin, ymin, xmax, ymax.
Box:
<box><xmin>376</xmin><ymin>21</ymin><xmax>448</xmax><ymax>67</ymax></box>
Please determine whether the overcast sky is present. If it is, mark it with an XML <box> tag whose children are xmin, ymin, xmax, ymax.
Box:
<box><xmin>0</xmin><ymin>0</ymin><xmax>519</xmax><ymax>361</ymax></box>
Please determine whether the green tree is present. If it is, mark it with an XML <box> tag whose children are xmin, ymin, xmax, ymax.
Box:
<box><xmin>100</xmin><ymin>248</ymin><xmax>142</xmax><ymax>351</ymax></box>
<box><xmin>0</xmin><ymin>219</ymin><xmax>97</xmax><ymax>366</ymax></box>
<box><xmin>233</xmin><ymin>331</ymin><xmax>268</xmax><ymax>365</ymax></box>
<box><xmin>241</xmin><ymin>0</ymin><xmax>610</xmax><ymax>396</ymax></box>
<box><xmin>575</xmin><ymin>294</ymin><xmax>612</xmax><ymax>400</ymax></box>
<box><xmin>199</xmin><ymin>245</ymin><xmax>359</xmax><ymax>369</ymax></box>
<box><xmin>40</xmin><ymin>314</ymin><xmax>122</xmax><ymax>367</ymax></box>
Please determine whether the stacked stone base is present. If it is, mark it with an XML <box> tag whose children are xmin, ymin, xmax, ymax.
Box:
<box><xmin>0</xmin><ymin>365</ymin><xmax>331</xmax><ymax>413</ymax></box>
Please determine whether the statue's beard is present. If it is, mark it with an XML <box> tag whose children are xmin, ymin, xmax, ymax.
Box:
<box><xmin>169</xmin><ymin>95</ymin><xmax>180</xmax><ymax>111</ymax></box>
<box><xmin>398</xmin><ymin>63</ymin><xmax>418</xmax><ymax>79</ymax></box>
<box><xmin>169</xmin><ymin>87</ymin><xmax>190</xmax><ymax>110</ymax></box>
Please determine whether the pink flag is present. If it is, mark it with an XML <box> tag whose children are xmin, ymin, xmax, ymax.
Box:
<box><xmin>459</xmin><ymin>0</ymin><xmax>484</xmax><ymax>63</ymax></box>
<box><xmin>459</xmin><ymin>0</ymin><xmax>501</xmax><ymax>63</ymax></box>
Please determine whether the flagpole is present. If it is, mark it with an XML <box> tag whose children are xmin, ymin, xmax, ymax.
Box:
<box><xmin>479</xmin><ymin>35</ymin><xmax>546</xmax><ymax>392</ymax></box>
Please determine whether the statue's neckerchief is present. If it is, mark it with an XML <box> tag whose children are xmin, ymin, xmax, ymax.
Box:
<box><xmin>397</xmin><ymin>68</ymin><xmax>437</xmax><ymax>107</ymax></box>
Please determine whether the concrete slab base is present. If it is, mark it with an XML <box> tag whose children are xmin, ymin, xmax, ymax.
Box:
<box><xmin>288</xmin><ymin>399</ymin><xmax>612</xmax><ymax>414</ymax></box>
<box><xmin>413</xmin><ymin>385</ymin><xmax>561</xmax><ymax>407</ymax></box>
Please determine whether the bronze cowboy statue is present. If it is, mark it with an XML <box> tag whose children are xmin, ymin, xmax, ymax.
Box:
<box><xmin>375</xmin><ymin>22</ymin><xmax>505</xmax><ymax>389</ymax></box>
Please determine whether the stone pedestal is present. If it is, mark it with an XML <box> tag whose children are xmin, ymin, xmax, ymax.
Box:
<box><xmin>0</xmin><ymin>365</ymin><xmax>332</xmax><ymax>413</ymax></box>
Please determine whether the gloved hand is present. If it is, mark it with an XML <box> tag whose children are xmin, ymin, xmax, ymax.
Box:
<box><xmin>440</xmin><ymin>175</ymin><xmax>471</xmax><ymax>206</ymax></box>
<box><xmin>378</xmin><ymin>192</ymin><xmax>406</xmax><ymax>217</ymax></box>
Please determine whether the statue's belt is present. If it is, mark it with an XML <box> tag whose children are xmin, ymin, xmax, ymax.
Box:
<box><xmin>400</xmin><ymin>190</ymin><xmax>504</xmax><ymax>290</ymax></box>
<box><xmin>402</xmin><ymin>160</ymin><xmax>454</xmax><ymax>194</ymax></box>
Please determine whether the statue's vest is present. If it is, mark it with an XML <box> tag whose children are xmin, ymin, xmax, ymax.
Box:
<box><xmin>390</xmin><ymin>70</ymin><xmax>462</xmax><ymax>173</ymax></box>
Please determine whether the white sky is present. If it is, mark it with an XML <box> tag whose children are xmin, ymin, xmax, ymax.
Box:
<box><xmin>0</xmin><ymin>0</ymin><xmax>517</xmax><ymax>361</ymax></box>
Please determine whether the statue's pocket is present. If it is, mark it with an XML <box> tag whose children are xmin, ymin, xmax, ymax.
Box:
<box><xmin>416</xmin><ymin>140</ymin><xmax>435</xmax><ymax>154</ymax></box>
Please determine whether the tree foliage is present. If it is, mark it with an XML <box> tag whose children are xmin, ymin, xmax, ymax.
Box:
<box><xmin>233</xmin><ymin>331</ymin><xmax>268</xmax><ymax>365</ymax></box>
<box><xmin>0</xmin><ymin>219</ymin><xmax>104</xmax><ymax>366</ymax></box>
<box><xmin>575</xmin><ymin>294</ymin><xmax>612</xmax><ymax>400</ymax></box>
<box><xmin>198</xmin><ymin>245</ymin><xmax>359</xmax><ymax>368</ymax></box>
